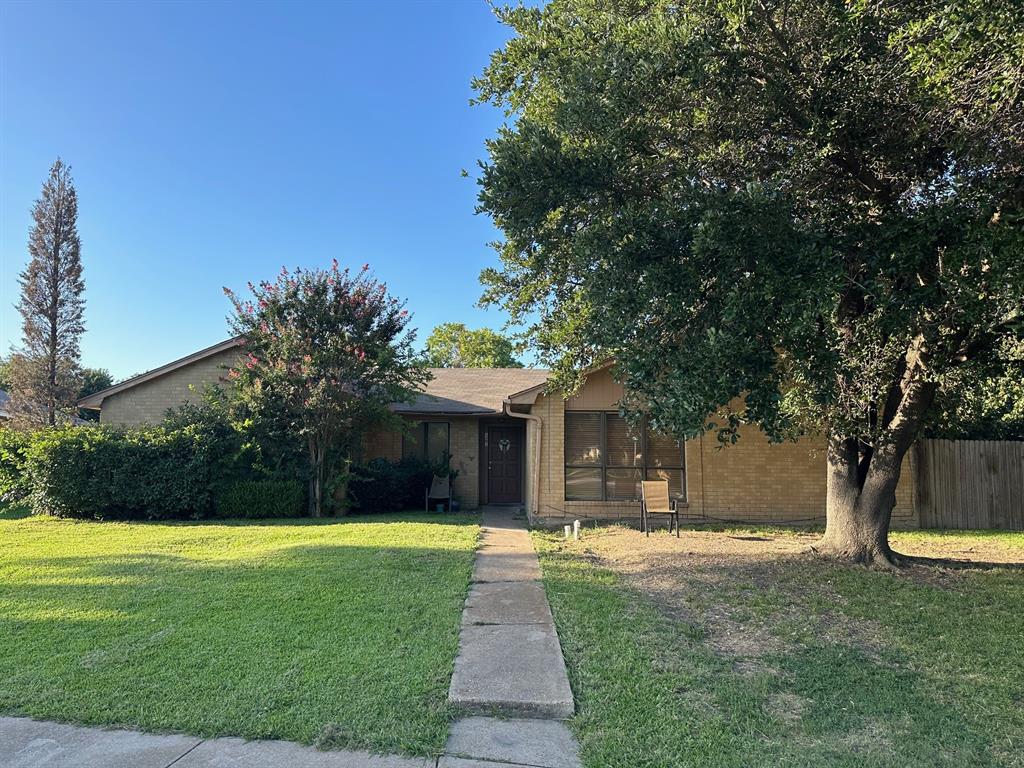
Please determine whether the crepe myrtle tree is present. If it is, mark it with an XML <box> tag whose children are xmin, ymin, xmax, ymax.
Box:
<box><xmin>225</xmin><ymin>261</ymin><xmax>429</xmax><ymax>517</ymax></box>
<box><xmin>475</xmin><ymin>0</ymin><xmax>1024</xmax><ymax>565</ymax></box>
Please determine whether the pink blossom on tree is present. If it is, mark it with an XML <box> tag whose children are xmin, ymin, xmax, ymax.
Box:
<box><xmin>223</xmin><ymin>259</ymin><xmax>429</xmax><ymax>517</ymax></box>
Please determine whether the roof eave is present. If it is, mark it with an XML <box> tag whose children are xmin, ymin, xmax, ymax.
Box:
<box><xmin>77</xmin><ymin>336</ymin><xmax>244</xmax><ymax>408</ymax></box>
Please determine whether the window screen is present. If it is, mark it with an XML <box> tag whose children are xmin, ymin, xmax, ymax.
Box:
<box><xmin>403</xmin><ymin>422</ymin><xmax>450</xmax><ymax>465</ymax></box>
<box><xmin>565</xmin><ymin>412</ymin><xmax>602</xmax><ymax>465</ymax></box>
<box><xmin>564</xmin><ymin>412</ymin><xmax>684</xmax><ymax>501</ymax></box>
<box><xmin>425</xmin><ymin>422</ymin><xmax>449</xmax><ymax>464</ymax></box>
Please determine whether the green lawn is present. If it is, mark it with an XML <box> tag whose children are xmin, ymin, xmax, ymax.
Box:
<box><xmin>536</xmin><ymin>526</ymin><xmax>1024</xmax><ymax>768</ymax></box>
<box><xmin>0</xmin><ymin>510</ymin><xmax>479</xmax><ymax>756</ymax></box>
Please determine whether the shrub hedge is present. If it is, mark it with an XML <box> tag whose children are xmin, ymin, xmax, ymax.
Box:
<box><xmin>26</xmin><ymin>426</ymin><xmax>222</xmax><ymax>519</ymax></box>
<box><xmin>14</xmin><ymin>425</ymin><xmax>306</xmax><ymax>520</ymax></box>
<box><xmin>0</xmin><ymin>428</ymin><xmax>31</xmax><ymax>501</ymax></box>
<box><xmin>348</xmin><ymin>456</ymin><xmax>450</xmax><ymax>513</ymax></box>
<box><xmin>7</xmin><ymin>423</ymin><xmax>461</xmax><ymax>520</ymax></box>
<box><xmin>217</xmin><ymin>479</ymin><xmax>305</xmax><ymax>519</ymax></box>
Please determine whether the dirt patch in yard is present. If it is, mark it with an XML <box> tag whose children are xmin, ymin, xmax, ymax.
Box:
<box><xmin>572</xmin><ymin>525</ymin><xmax>1023</xmax><ymax>672</ymax></box>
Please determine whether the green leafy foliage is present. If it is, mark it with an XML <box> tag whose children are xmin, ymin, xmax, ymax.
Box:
<box><xmin>0</xmin><ymin>428</ymin><xmax>31</xmax><ymax>500</ymax></box>
<box><xmin>15</xmin><ymin>407</ymin><xmax>311</xmax><ymax>520</ymax></box>
<box><xmin>25</xmin><ymin>426</ymin><xmax>225</xmax><ymax>520</ymax></box>
<box><xmin>474</xmin><ymin>0</ymin><xmax>1023</xmax><ymax>449</ymax></box>
<box><xmin>348</xmin><ymin>455</ymin><xmax>455</xmax><ymax>513</ymax></box>
<box><xmin>423</xmin><ymin>322</ymin><xmax>523</xmax><ymax>368</ymax></box>
<box><xmin>216</xmin><ymin>479</ymin><xmax>305</xmax><ymax>519</ymax></box>
<box><xmin>163</xmin><ymin>385</ymin><xmax>306</xmax><ymax>481</ymax></box>
<box><xmin>77</xmin><ymin>367</ymin><xmax>114</xmax><ymax>421</ymax></box>
<box><xmin>224</xmin><ymin>261</ymin><xmax>429</xmax><ymax>516</ymax></box>
<box><xmin>926</xmin><ymin>337</ymin><xmax>1024</xmax><ymax>440</ymax></box>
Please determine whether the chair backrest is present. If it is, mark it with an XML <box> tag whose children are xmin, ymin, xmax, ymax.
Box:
<box><xmin>641</xmin><ymin>480</ymin><xmax>671</xmax><ymax>512</ymax></box>
<box><xmin>429</xmin><ymin>475</ymin><xmax>450</xmax><ymax>497</ymax></box>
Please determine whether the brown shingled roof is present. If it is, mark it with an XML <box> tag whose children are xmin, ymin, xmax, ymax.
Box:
<box><xmin>394</xmin><ymin>368</ymin><xmax>550</xmax><ymax>415</ymax></box>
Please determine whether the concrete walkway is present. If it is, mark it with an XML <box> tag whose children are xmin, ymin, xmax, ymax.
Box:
<box><xmin>443</xmin><ymin>507</ymin><xmax>580</xmax><ymax>768</ymax></box>
<box><xmin>1</xmin><ymin>509</ymin><xmax>581</xmax><ymax>768</ymax></box>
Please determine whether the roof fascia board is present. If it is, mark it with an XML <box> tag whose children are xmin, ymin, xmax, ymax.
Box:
<box><xmin>77</xmin><ymin>337</ymin><xmax>244</xmax><ymax>409</ymax></box>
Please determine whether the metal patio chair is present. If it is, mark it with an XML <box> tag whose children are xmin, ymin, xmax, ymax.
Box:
<box><xmin>641</xmin><ymin>479</ymin><xmax>679</xmax><ymax>537</ymax></box>
<box><xmin>425</xmin><ymin>475</ymin><xmax>452</xmax><ymax>512</ymax></box>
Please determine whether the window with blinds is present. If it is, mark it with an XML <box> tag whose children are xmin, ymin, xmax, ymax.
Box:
<box><xmin>564</xmin><ymin>412</ymin><xmax>685</xmax><ymax>501</ymax></box>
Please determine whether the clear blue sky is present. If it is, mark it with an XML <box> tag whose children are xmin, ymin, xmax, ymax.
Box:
<box><xmin>0</xmin><ymin>1</ymin><xmax>523</xmax><ymax>381</ymax></box>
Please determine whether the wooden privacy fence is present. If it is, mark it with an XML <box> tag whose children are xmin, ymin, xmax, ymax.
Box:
<box><xmin>914</xmin><ymin>440</ymin><xmax>1024</xmax><ymax>530</ymax></box>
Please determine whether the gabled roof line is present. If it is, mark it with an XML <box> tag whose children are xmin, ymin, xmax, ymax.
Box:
<box><xmin>505</xmin><ymin>358</ymin><xmax>615</xmax><ymax>405</ymax></box>
<box><xmin>77</xmin><ymin>337</ymin><xmax>244</xmax><ymax>409</ymax></box>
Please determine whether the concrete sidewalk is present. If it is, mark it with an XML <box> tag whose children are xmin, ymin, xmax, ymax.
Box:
<box><xmin>444</xmin><ymin>507</ymin><xmax>580</xmax><ymax>768</ymax></box>
<box><xmin>0</xmin><ymin>717</ymin><xmax>430</xmax><ymax>768</ymax></box>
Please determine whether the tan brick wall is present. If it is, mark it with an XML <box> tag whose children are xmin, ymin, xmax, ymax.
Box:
<box><xmin>529</xmin><ymin>383</ymin><xmax>918</xmax><ymax>529</ymax></box>
<box><xmin>362</xmin><ymin>416</ymin><xmax>481</xmax><ymax>509</ymax></box>
<box><xmin>683</xmin><ymin>428</ymin><xmax>916</xmax><ymax>527</ymax></box>
<box><xmin>100</xmin><ymin>349</ymin><xmax>242</xmax><ymax>427</ymax></box>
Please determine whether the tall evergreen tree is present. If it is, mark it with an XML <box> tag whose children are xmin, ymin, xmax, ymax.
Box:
<box><xmin>10</xmin><ymin>158</ymin><xmax>85</xmax><ymax>427</ymax></box>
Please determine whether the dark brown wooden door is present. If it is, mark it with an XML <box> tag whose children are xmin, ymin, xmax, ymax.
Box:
<box><xmin>486</xmin><ymin>425</ymin><xmax>522</xmax><ymax>503</ymax></box>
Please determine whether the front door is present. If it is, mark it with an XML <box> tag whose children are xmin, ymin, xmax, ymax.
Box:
<box><xmin>486</xmin><ymin>425</ymin><xmax>523</xmax><ymax>504</ymax></box>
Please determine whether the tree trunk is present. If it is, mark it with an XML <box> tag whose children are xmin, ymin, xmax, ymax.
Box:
<box><xmin>815</xmin><ymin>436</ymin><xmax>903</xmax><ymax>566</ymax></box>
<box><xmin>813</xmin><ymin>332</ymin><xmax>938</xmax><ymax>566</ymax></box>
<box><xmin>308</xmin><ymin>438</ymin><xmax>323</xmax><ymax>518</ymax></box>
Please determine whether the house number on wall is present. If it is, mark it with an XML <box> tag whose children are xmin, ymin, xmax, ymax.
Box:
<box><xmin>498</xmin><ymin>438</ymin><xmax>512</xmax><ymax>454</ymax></box>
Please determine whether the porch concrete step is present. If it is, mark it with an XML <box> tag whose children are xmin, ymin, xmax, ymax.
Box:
<box><xmin>448</xmin><ymin>624</ymin><xmax>575</xmax><ymax>718</ymax></box>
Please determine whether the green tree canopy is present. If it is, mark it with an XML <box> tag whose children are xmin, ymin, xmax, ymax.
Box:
<box><xmin>77</xmin><ymin>367</ymin><xmax>114</xmax><ymax>422</ymax></box>
<box><xmin>424</xmin><ymin>323</ymin><xmax>522</xmax><ymax>368</ymax></box>
<box><xmin>475</xmin><ymin>0</ymin><xmax>1023</xmax><ymax>564</ymax></box>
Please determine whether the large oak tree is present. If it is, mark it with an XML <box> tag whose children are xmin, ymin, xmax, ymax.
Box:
<box><xmin>474</xmin><ymin>0</ymin><xmax>1023</xmax><ymax>564</ymax></box>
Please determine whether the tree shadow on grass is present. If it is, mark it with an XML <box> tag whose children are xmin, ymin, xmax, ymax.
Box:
<box><xmin>893</xmin><ymin>553</ymin><xmax>1024</xmax><ymax>571</ymax></box>
<box><xmin>0</xmin><ymin>503</ymin><xmax>32</xmax><ymax>520</ymax></box>
<box><xmin>539</xmin><ymin>544</ymin><xmax>1015</xmax><ymax>768</ymax></box>
<box><xmin>0</xmin><ymin>537</ymin><xmax>477</xmax><ymax>756</ymax></box>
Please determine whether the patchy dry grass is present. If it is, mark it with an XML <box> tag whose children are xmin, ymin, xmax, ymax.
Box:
<box><xmin>536</xmin><ymin>525</ymin><xmax>1024</xmax><ymax>768</ymax></box>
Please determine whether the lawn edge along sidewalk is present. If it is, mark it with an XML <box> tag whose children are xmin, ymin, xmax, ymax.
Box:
<box><xmin>444</xmin><ymin>508</ymin><xmax>580</xmax><ymax>768</ymax></box>
<box><xmin>0</xmin><ymin>716</ymin><xmax>431</xmax><ymax>768</ymax></box>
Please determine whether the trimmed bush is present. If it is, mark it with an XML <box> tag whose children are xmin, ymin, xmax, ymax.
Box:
<box><xmin>347</xmin><ymin>456</ymin><xmax>444</xmax><ymax>513</ymax></box>
<box><xmin>25</xmin><ymin>425</ymin><xmax>224</xmax><ymax>520</ymax></box>
<box><xmin>216</xmin><ymin>479</ymin><xmax>305</xmax><ymax>519</ymax></box>
<box><xmin>0</xmin><ymin>427</ymin><xmax>31</xmax><ymax>501</ymax></box>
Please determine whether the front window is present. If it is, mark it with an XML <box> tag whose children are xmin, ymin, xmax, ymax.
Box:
<box><xmin>564</xmin><ymin>412</ymin><xmax>684</xmax><ymax>501</ymax></box>
<box><xmin>403</xmin><ymin>421</ymin><xmax>450</xmax><ymax>465</ymax></box>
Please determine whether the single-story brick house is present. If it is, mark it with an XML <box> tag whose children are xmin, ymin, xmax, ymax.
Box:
<box><xmin>79</xmin><ymin>337</ymin><xmax>918</xmax><ymax>527</ymax></box>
